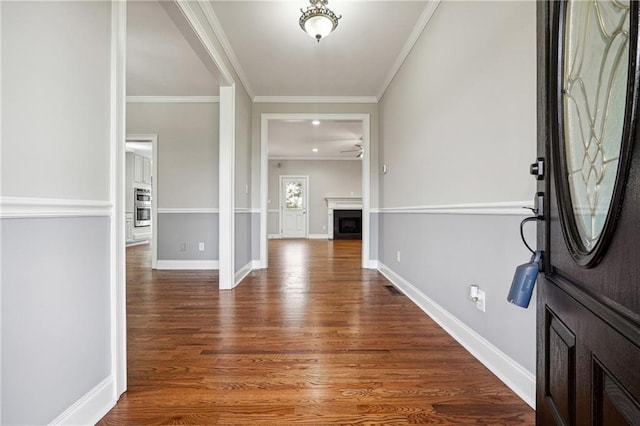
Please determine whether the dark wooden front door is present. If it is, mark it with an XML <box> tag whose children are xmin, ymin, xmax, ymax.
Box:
<box><xmin>537</xmin><ymin>1</ymin><xmax>640</xmax><ymax>424</ymax></box>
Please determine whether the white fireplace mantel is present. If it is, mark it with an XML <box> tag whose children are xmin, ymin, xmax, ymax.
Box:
<box><xmin>325</xmin><ymin>196</ymin><xmax>362</xmax><ymax>239</ymax></box>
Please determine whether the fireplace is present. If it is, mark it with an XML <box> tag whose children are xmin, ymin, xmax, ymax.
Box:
<box><xmin>325</xmin><ymin>196</ymin><xmax>362</xmax><ymax>240</ymax></box>
<box><xmin>333</xmin><ymin>210</ymin><xmax>362</xmax><ymax>240</ymax></box>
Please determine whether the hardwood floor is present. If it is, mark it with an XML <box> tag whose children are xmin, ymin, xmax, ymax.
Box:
<box><xmin>98</xmin><ymin>240</ymin><xmax>534</xmax><ymax>424</ymax></box>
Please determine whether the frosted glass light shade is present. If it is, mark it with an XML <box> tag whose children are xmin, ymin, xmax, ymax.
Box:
<box><xmin>304</xmin><ymin>15</ymin><xmax>334</xmax><ymax>41</ymax></box>
<box><xmin>299</xmin><ymin>0</ymin><xmax>341</xmax><ymax>42</ymax></box>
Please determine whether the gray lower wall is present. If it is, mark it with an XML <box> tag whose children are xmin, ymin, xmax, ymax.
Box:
<box><xmin>369</xmin><ymin>212</ymin><xmax>379</xmax><ymax>261</ymax></box>
<box><xmin>251</xmin><ymin>213</ymin><xmax>260</xmax><ymax>261</ymax></box>
<box><xmin>378</xmin><ymin>212</ymin><xmax>536</xmax><ymax>373</ymax></box>
<box><xmin>1</xmin><ymin>217</ymin><xmax>111</xmax><ymax>425</ymax></box>
<box><xmin>267</xmin><ymin>211</ymin><xmax>279</xmax><ymax>236</ymax></box>
<box><xmin>157</xmin><ymin>213</ymin><xmax>219</xmax><ymax>261</ymax></box>
<box><xmin>235</xmin><ymin>212</ymin><xmax>252</xmax><ymax>273</ymax></box>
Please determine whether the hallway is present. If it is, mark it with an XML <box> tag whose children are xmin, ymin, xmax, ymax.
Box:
<box><xmin>99</xmin><ymin>240</ymin><xmax>534</xmax><ymax>424</ymax></box>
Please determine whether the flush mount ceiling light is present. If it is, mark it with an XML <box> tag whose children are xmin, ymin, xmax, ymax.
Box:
<box><xmin>299</xmin><ymin>0</ymin><xmax>341</xmax><ymax>43</ymax></box>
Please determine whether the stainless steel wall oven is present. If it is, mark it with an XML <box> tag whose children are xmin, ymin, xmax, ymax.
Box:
<box><xmin>134</xmin><ymin>188</ymin><xmax>151</xmax><ymax>227</ymax></box>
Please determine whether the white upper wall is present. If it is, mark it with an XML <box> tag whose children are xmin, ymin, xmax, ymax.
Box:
<box><xmin>235</xmin><ymin>85</ymin><xmax>252</xmax><ymax>209</ymax></box>
<box><xmin>1</xmin><ymin>1</ymin><xmax>112</xmax><ymax>201</ymax></box>
<box><xmin>126</xmin><ymin>102</ymin><xmax>219</xmax><ymax>209</ymax></box>
<box><xmin>379</xmin><ymin>0</ymin><xmax>536</xmax><ymax>207</ymax></box>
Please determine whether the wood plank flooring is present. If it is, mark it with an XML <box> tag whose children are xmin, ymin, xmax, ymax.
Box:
<box><xmin>98</xmin><ymin>240</ymin><xmax>534</xmax><ymax>424</ymax></box>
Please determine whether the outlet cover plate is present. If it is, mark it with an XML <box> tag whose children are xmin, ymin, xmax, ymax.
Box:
<box><xmin>476</xmin><ymin>290</ymin><xmax>486</xmax><ymax>312</ymax></box>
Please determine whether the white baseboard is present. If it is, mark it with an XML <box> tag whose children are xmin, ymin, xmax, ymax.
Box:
<box><xmin>308</xmin><ymin>234</ymin><xmax>329</xmax><ymax>239</ymax></box>
<box><xmin>268</xmin><ymin>234</ymin><xmax>281</xmax><ymax>239</ymax></box>
<box><xmin>364</xmin><ymin>259</ymin><xmax>379</xmax><ymax>269</ymax></box>
<box><xmin>377</xmin><ymin>262</ymin><xmax>536</xmax><ymax>409</ymax></box>
<box><xmin>49</xmin><ymin>376</ymin><xmax>115</xmax><ymax>426</ymax></box>
<box><xmin>234</xmin><ymin>262</ymin><xmax>253</xmax><ymax>286</ymax></box>
<box><xmin>251</xmin><ymin>260</ymin><xmax>262</xmax><ymax>270</ymax></box>
<box><xmin>156</xmin><ymin>260</ymin><xmax>219</xmax><ymax>270</ymax></box>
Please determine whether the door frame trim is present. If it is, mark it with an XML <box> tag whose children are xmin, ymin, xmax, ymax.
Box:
<box><xmin>279</xmin><ymin>175</ymin><xmax>310</xmax><ymax>238</ymax></box>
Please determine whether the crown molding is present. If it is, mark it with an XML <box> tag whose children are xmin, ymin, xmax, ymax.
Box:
<box><xmin>253</xmin><ymin>96</ymin><xmax>378</xmax><ymax>104</ymax></box>
<box><xmin>377</xmin><ymin>0</ymin><xmax>441</xmax><ymax>100</ymax></box>
<box><xmin>199</xmin><ymin>2</ymin><xmax>255</xmax><ymax>99</ymax></box>
<box><xmin>270</xmin><ymin>156</ymin><xmax>362</xmax><ymax>161</ymax></box>
<box><xmin>126</xmin><ymin>96</ymin><xmax>220</xmax><ymax>103</ymax></box>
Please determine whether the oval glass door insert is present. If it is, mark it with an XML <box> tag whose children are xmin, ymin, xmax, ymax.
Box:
<box><xmin>562</xmin><ymin>0</ymin><xmax>630</xmax><ymax>253</ymax></box>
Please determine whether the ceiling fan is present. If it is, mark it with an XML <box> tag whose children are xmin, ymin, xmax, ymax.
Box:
<box><xmin>340</xmin><ymin>138</ymin><xmax>364</xmax><ymax>158</ymax></box>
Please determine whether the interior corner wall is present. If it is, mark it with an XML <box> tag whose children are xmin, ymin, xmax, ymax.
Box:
<box><xmin>378</xmin><ymin>0</ymin><xmax>537</xmax><ymax>382</ymax></box>
<box><xmin>1</xmin><ymin>2</ymin><xmax>113</xmax><ymax>424</ymax></box>
<box><xmin>267</xmin><ymin>160</ymin><xmax>363</xmax><ymax>236</ymax></box>
<box><xmin>126</xmin><ymin>102</ymin><xmax>220</xmax><ymax>262</ymax></box>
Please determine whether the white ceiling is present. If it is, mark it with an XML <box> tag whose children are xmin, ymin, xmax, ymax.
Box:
<box><xmin>126</xmin><ymin>0</ymin><xmax>434</xmax><ymax>158</ymax></box>
<box><xmin>209</xmin><ymin>1</ymin><xmax>430</xmax><ymax>98</ymax></box>
<box><xmin>269</xmin><ymin>119</ymin><xmax>364</xmax><ymax>160</ymax></box>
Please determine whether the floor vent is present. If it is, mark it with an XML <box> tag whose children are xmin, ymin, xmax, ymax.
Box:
<box><xmin>384</xmin><ymin>285</ymin><xmax>402</xmax><ymax>295</ymax></box>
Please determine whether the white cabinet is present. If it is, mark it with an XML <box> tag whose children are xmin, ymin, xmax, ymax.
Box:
<box><xmin>125</xmin><ymin>153</ymin><xmax>135</xmax><ymax>213</ymax></box>
<box><xmin>134</xmin><ymin>154</ymin><xmax>143</xmax><ymax>183</ymax></box>
<box><xmin>132</xmin><ymin>226</ymin><xmax>152</xmax><ymax>242</ymax></box>
<box><xmin>125</xmin><ymin>213</ymin><xmax>134</xmax><ymax>243</ymax></box>
<box><xmin>133</xmin><ymin>154</ymin><xmax>151</xmax><ymax>185</ymax></box>
<box><xmin>142</xmin><ymin>157</ymin><xmax>151</xmax><ymax>185</ymax></box>
<box><xmin>126</xmin><ymin>212</ymin><xmax>151</xmax><ymax>245</ymax></box>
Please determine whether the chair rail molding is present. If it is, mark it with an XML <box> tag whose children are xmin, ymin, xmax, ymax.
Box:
<box><xmin>377</xmin><ymin>200</ymin><xmax>534</xmax><ymax>216</ymax></box>
<box><xmin>0</xmin><ymin>197</ymin><xmax>113</xmax><ymax>218</ymax></box>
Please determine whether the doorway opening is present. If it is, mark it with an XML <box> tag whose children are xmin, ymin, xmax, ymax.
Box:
<box><xmin>125</xmin><ymin>135</ymin><xmax>158</xmax><ymax>269</ymax></box>
<box><xmin>260</xmin><ymin>113</ymin><xmax>372</xmax><ymax>269</ymax></box>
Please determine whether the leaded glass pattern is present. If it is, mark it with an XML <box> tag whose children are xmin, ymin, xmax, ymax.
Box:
<box><xmin>285</xmin><ymin>182</ymin><xmax>303</xmax><ymax>209</ymax></box>
<box><xmin>563</xmin><ymin>0</ymin><xmax>630</xmax><ymax>251</ymax></box>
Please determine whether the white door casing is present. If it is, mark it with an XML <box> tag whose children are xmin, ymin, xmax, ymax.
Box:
<box><xmin>280</xmin><ymin>175</ymin><xmax>308</xmax><ymax>238</ymax></box>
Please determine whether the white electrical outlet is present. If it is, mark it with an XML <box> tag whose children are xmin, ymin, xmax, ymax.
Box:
<box><xmin>198</xmin><ymin>242</ymin><xmax>205</xmax><ymax>251</ymax></box>
<box><xmin>322</xmin><ymin>225</ymin><xmax>326</xmax><ymax>231</ymax></box>
<box><xmin>396</xmin><ymin>250</ymin><xmax>401</xmax><ymax>262</ymax></box>
<box><xmin>476</xmin><ymin>290</ymin><xmax>486</xmax><ymax>312</ymax></box>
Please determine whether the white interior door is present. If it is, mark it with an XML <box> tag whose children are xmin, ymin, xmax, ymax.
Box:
<box><xmin>280</xmin><ymin>176</ymin><xmax>308</xmax><ymax>238</ymax></box>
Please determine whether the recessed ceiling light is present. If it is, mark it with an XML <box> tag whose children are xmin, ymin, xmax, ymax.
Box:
<box><xmin>312</xmin><ymin>148</ymin><xmax>319</xmax><ymax>152</ymax></box>
<box><xmin>312</xmin><ymin>120</ymin><xmax>320</xmax><ymax>126</ymax></box>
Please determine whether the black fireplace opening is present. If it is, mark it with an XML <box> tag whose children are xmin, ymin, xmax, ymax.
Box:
<box><xmin>333</xmin><ymin>209</ymin><xmax>362</xmax><ymax>240</ymax></box>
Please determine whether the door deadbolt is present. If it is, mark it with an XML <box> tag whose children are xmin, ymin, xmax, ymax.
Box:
<box><xmin>530</xmin><ymin>157</ymin><xmax>545</xmax><ymax>180</ymax></box>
